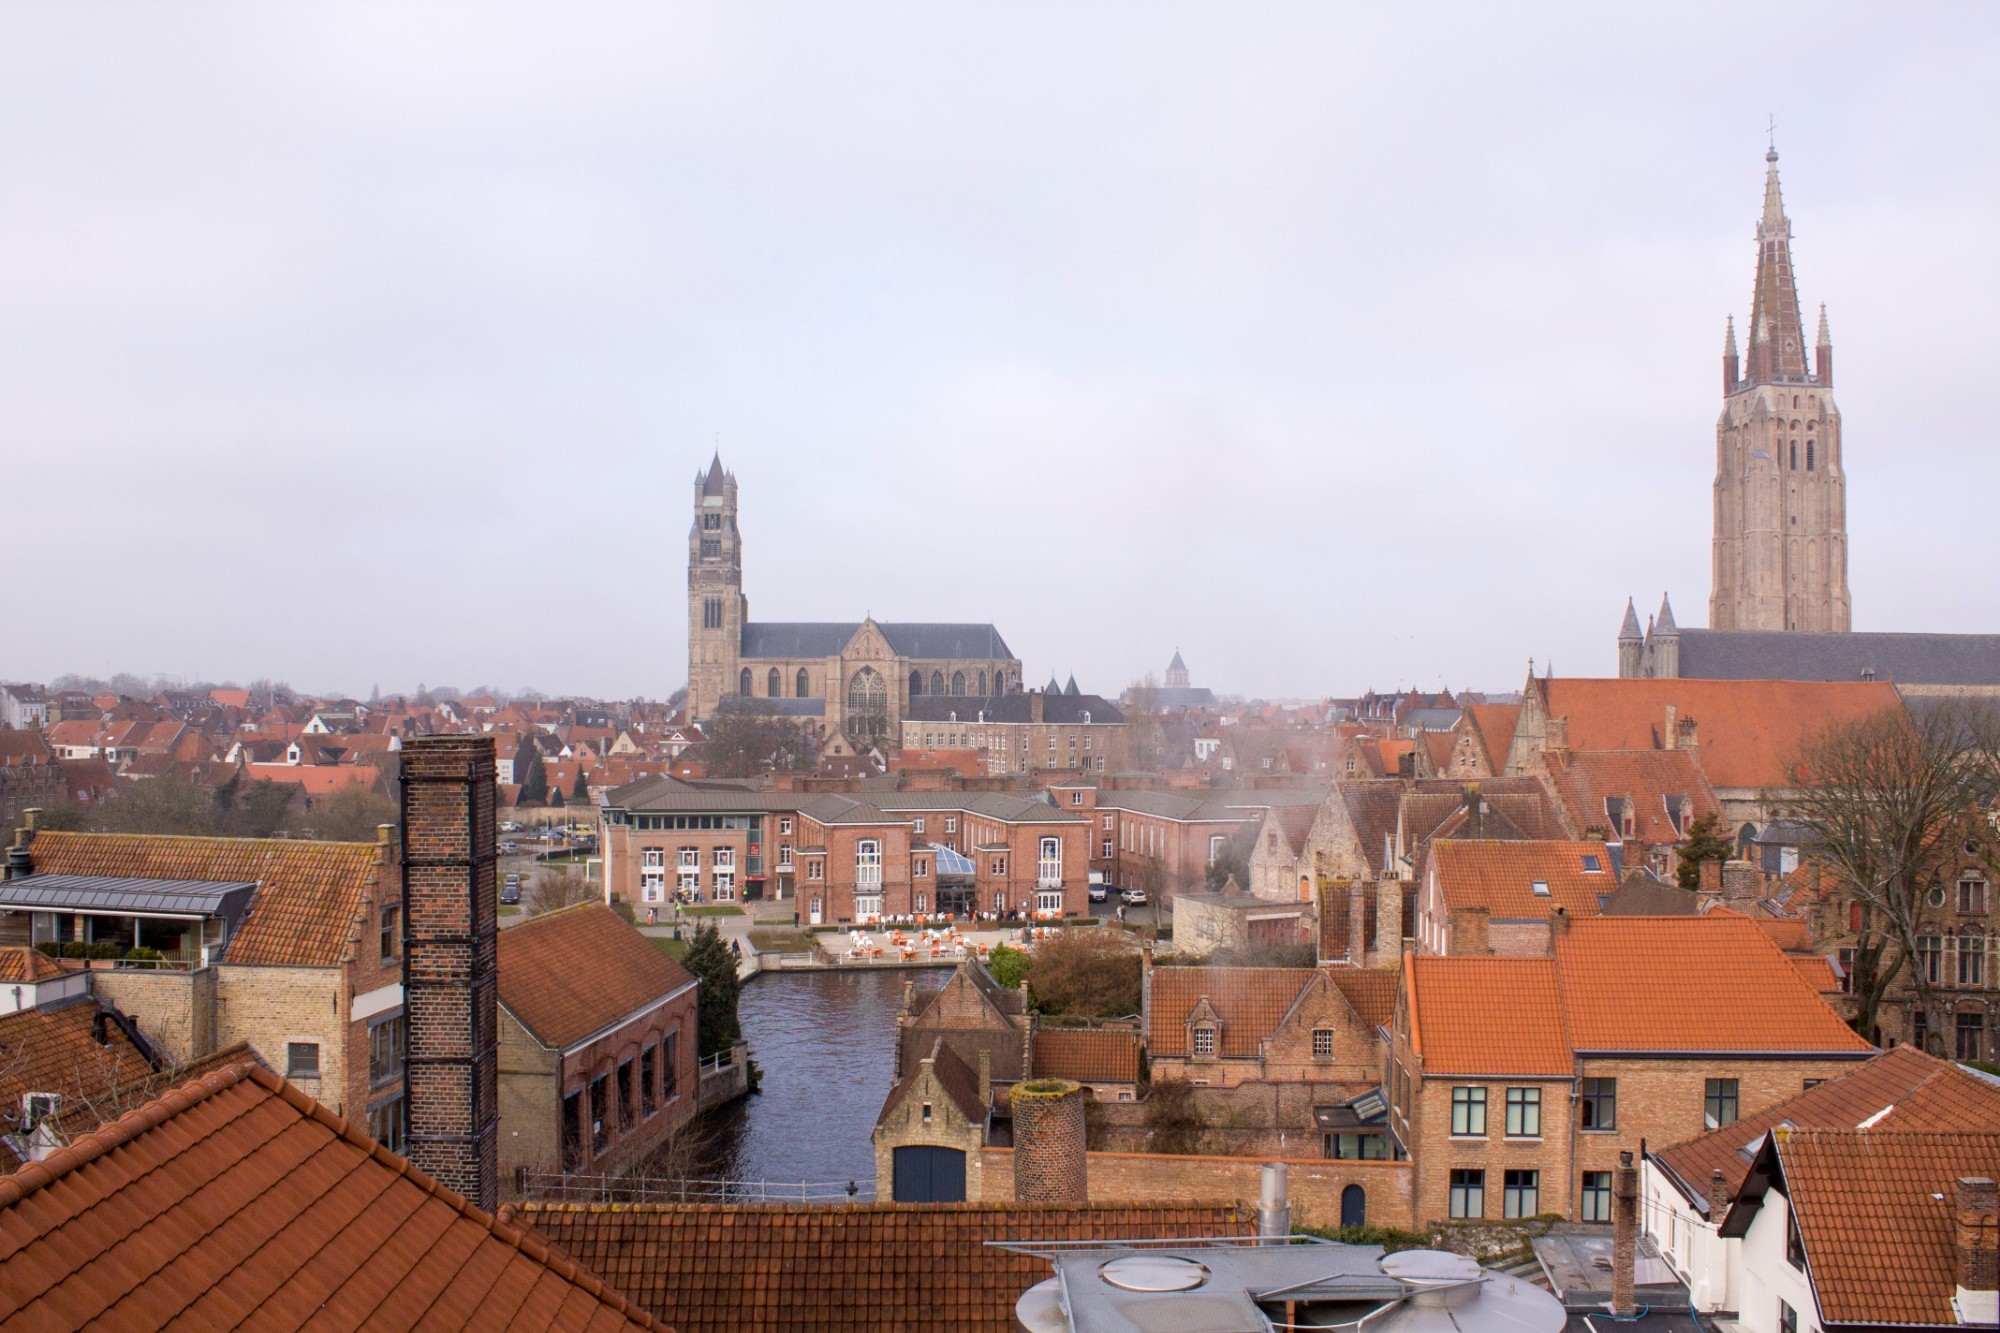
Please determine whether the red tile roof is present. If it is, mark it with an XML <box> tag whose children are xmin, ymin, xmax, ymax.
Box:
<box><xmin>1146</xmin><ymin>966</ymin><xmax>1315</xmax><ymax>1058</ymax></box>
<box><xmin>0</xmin><ymin>1002</ymin><xmax>160</xmax><ymax>1171</ymax></box>
<box><xmin>1555</xmin><ymin>915</ymin><xmax>1870</xmax><ymax>1054</ymax></box>
<box><xmin>1429</xmin><ymin>839</ymin><xmax>1614</xmax><ymax>922</ymax></box>
<box><xmin>0</xmin><ymin>948</ymin><xmax>63</xmax><ymax>984</ymax></box>
<box><xmin>1404</xmin><ymin>956</ymin><xmax>1570</xmax><ymax>1076</ymax></box>
<box><xmin>26</xmin><ymin>830</ymin><xmax>389</xmax><ymax>968</ymax></box>
<box><xmin>0</xmin><ymin>1063</ymin><xmax>661</xmax><ymax>1330</ymax></box>
<box><xmin>1789</xmin><ymin>954</ymin><xmax>1839</xmax><ymax>992</ymax></box>
<box><xmin>499</xmin><ymin>905</ymin><xmax>696</xmax><ymax>1050</ymax></box>
<box><xmin>1541</xmin><ymin>748</ymin><xmax>1720</xmax><ymax>844</ymax></box>
<box><xmin>1776</xmin><ymin>1129</ymin><xmax>2000</xmax><ymax>1327</ymax></box>
<box><xmin>508</xmin><ymin>1201</ymin><xmax>1255</xmax><ymax>1333</ymax></box>
<box><xmin>1326</xmin><ymin>966</ymin><xmax>1398</xmax><ymax>1031</ymax></box>
<box><xmin>1032</xmin><ymin>1027</ymin><xmax>1141</xmax><ymax>1084</ymax></box>
<box><xmin>1464</xmin><ymin>704</ymin><xmax>1520</xmax><ymax>771</ymax></box>
<box><xmin>1539</xmin><ymin>678</ymin><xmax>1904</xmax><ymax>791</ymax></box>
<box><xmin>1653</xmin><ymin>1045</ymin><xmax>2000</xmax><ymax>1214</ymax></box>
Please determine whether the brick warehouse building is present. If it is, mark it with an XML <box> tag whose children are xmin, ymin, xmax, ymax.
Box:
<box><xmin>598</xmin><ymin>776</ymin><xmax>799</xmax><ymax>907</ymax></box>
<box><xmin>684</xmin><ymin>454</ymin><xmax>1021</xmax><ymax>750</ymax></box>
<box><xmin>1389</xmin><ymin>913</ymin><xmax>1871</xmax><ymax>1227</ymax></box>
<box><xmin>791</xmin><ymin>791</ymin><xmax>1087</xmax><ymax>926</ymax></box>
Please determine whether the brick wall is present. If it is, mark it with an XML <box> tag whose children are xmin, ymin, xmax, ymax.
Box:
<box><xmin>401</xmin><ymin>735</ymin><xmax>499</xmax><ymax>1212</ymax></box>
<box><xmin>977</xmin><ymin>1148</ymin><xmax>1415</xmax><ymax>1230</ymax></box>
<box><xmin>89</xmin><ymin>966</ymin><xmax>215</xmax><ymax>1066</ymax></box>
<box><xmin>1011</xmin><ymin>1080</ymin><xmax>1088</xmax><ymax>1203</ymax></box>
<box><xmin>497</xmin><ymin>1008</ymin><xmax>561</xmax><ymax>1188</ymax></box>
<box><xmin>214</xmin><ymin>965</ymin><xmax>349</xmax><ymax>1108</ymax></box>
<box><xmin>872</xmin><ymin>1056</ymin><xmax>989</xmax><ymax>1201</ymax></box>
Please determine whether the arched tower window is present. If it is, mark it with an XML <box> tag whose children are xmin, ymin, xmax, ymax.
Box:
<box><xmin>1806</xmin><ymin>441</ymin><xmax>1815</xmax><ymax>471</ymax></box>
<box><xmin>1789</xmin><ymin>442</ymin><xmax>1797</xmax><ymax>470</ymax></box>
<box><xmin>739</xmin><ymin>668</ymin><xmax>752</xmax><ymax>696</ymax></box>
<box><xmin>767</xmin><ymin>668</ymin><xmax>781</xmax><ymax>697</ymax></box>
<box><xmin>951</xmin><ymin>671</ymin><xmax>966</xmax><ymax>696</ymax></box>
<box><xmin>796</xmin><ymin>668</ymin><xmax>810</xmax><ymax>698</ymax></box>
<box><xmin>995</xmin><ymin>671</ymin><xmax>1007</xmax><ymax>694</ymax></box>
<box><xmin>931</xmin><ymin>671</ymin><xmax>944</xmax><ymax>695</ymax></box>
<box><xmin>910</xmin><ymin>670</ymin><xmax>924</xmax><ymax>697</ymax></box>
<box><xmin>977</xmin><ymin>671</ymin><xmax>987</xmax><ymax>696</ymax></box>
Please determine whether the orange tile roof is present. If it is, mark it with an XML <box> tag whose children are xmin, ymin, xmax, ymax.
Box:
<box><xmin>1776</xmin><ymin>1129</ymin><xmax>2000</xmax><ymax>1327</ymax></box>
<box><xmin>1146</xmin><ymin>966</ymin><xmax>1315</xmax><ymax>1058</ymax></box>
<box><xmin>508</xmin><ymin>1201</ymin><xmax>1255</xmax><ymax>1332</ymax></box>
<box><xmin>499</xmin><ymin>904</ymin><xmax>696</xmax><ymax>1050</ymax></box>
<box><xmin>1653</xmin><ymin>1045</ymin><xmax>2000</xmax><ymax>1214</ymax></box>
<box><xmin>0</xmin><ymin>1063</ymin><xmax>660</xmax><ymax>1330</ymax></box>
<box><xmin>1789</xmin><ymin>954</ymin><xmax>1839</xmax><ymax>992</ymax></box>
<box><xmin>1429</xmin><ymin>839</ymin><xmax>1614</xmax><ymax>921</ymax></box>
<box><xmin>1540</xmin><ymin>678</ymin><xmax>1904</xmax><ymax>791</ymax></box>
<box><xmin>243</xmin><ymin>761</ymin><xmax>383</xmax><ymax>796</ymax></box>
<box><xmin>0</xmin><ymin>1002</ymin><xmax>160</xmax><ymax>1167</ymax></box>
<box><xmin>1555</xmin><ymin>915</ymin><xmax>1871</xmax><ymax>1054</ymax></box>
<box><xmin>26</xmin><ymin>830</ymin><xmax>388</xmax><ymax>968</ymax></box>
<box><xmin>1541</xmin><ymin>748</ymin><xmax>1721</xmax><ymax>844</ymax></box>
<box><xmin>1404</xmin><ymin>955</ymin><xmax>1569</xmax><ymax>1076</ymax></box>
<box><xmin>1465</xmin><ymin>704</ymin><xmax>1520</xmax><ymax>769</ymax></box>
<box><xmin>0</xmin><ymin>948</ymin><xmax>63</xmax><ymax>984</ymax></box>
<box><xmin>1327</xmin><ymin>966</ymin><xmax>1398</xmax><ymax>1031</ymax></box>
<box><xmin>1748</xmin><ymin>915</ymin><xmax>1813</xmax><ymax>951</ymax></box>
<box><xmin>1032</xmin><ymin>1027</ymin><xmax>1141</xmax><ymax>1084</ymax></box>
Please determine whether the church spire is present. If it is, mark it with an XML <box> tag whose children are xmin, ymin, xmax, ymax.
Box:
<box><xmin>1748</xmin><ymin>146</ymin><xmax>1810</xmax><ymax>381</ymax></box>
<box><xmin>1722</xmin><ymin>314</ymin><xmax>1739</xmax><ymax>393</ymax></box>
<box><xmin>1815</xmin><ymin>302</ymin><xmax>1834</xmax><ymax>388</ymax></box>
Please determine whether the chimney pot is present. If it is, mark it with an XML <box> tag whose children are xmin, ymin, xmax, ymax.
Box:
<box><xmin>1707</xmin><ymin>1167</ymin><xmax>1732</xmax><ymax>1218</ymax></box>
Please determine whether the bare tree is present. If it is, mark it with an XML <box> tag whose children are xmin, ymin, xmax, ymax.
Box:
<box><xmin>1123</xmin><ymin>673</ymin><xmax>1163</xmax><ymax>771</ymax></box>
<box><xmin>526</xmin><ymin>868</ymin><xmax>600</xmax><ymax>917</ymax></box>
<box><xmin>1783</xmin><ymin>699</ymin><xmax>2000</xmax><ymax>1046</ymax></box>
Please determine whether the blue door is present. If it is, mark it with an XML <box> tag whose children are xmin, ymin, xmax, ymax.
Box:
<box><xmin>892</xmin><ymin>1145</ymin><xmax>967</xmax><ymax>1202</ymax></box>
<box><xmin>1341</xmin><ymin>1184</ymin><xmax>1366</xmax><ymax>1229</ymax></box>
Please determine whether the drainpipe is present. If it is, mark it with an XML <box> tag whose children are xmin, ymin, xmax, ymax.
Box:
<box><xmin>1259</xmin><ymin>1161</ymin><xmax>1290</xmax><ymax>1241</ymax></box>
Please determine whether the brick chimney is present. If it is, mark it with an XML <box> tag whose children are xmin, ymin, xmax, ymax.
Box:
<box><xmin>1375</xmin><ymin>879</ymin><xmax>1402</xmax><ymax>965</ymax></box>
<box><xmin>400</xmin><ymin>735</ymin><xmax>499</xmax><ymax>1213</ymax></box>
<box><xmin>1721</xmin><ymin>859</ymin><xmax>1759</xmax><ymax>903</ymax></box>
<box><xmin>1675</xmin><ymin>714</ymin><xmax>1699</xmax><ymax>755</ymax></box>
<box><xmin>1612</xmin><ymin>1150</ymin><xmax>1639</xmax><ymax>1317</ymax></box>
<box><xmin>1699</xmin><ymin>859</ymin><xmax>1724</xmax><ymax>896</ymax></box>
<box><xmin>1706</xmin><ymin>1167</ymin><xmax>1732</xmax><ymax>1219</ymax></box>
<box><xmin>1347</xmin><ymin>882</ymin><xmax>1368</xmax><ymax>966</ymax></box>
<box><xmin>1957</xmin><ymin>1176</ymin><xmax>1999</xmax><ymax>1325</ymax></box>
<box><xmin>1450</xmin><ymin>905</ymin><xmax>1490</xmax><ymax>957</ymax></box>
<box><xmin>1549</xmin><ymin>905</ymin><xmax>1571</xmax><ymax>951</ymax></box>
<box><xmin>1012</xmin><ymin>1078</ymin><xmax>1088</xmax><ymax>1203</ymax></box>
<box><xmin>1545</xmin><ymin>715</ymin><xmax>1569</xmax><ymax>756</ymax></box>
<box><xmin>1663</xmin><ymin>704</ymin><xmax>1679</xmax><ymax>749</ymax></box>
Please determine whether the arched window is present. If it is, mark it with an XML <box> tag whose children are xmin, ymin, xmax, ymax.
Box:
<box><xmin>739</xmin><ymin>668</ymin><xmax>752</xmax><ymax>696</ymax></box>
<box><xmin>845</xmin><ymin>668</ymin><xmax>889</xmax><ymax>748</ymax></box>
<box><xmin>977</xmin><ymin>671</ymin><xmax>987</xmax><ymax>696</ymax></box>
<box><xmin>910</xmin><ymin>670</ymin><xmax>924</xmax><ymax>697</ymax></box>
<box><xmin>995</xmin><ymin>671</ymin><xmax>1007</xmax><ymax>695</ymax></box>
<box><xmin>767</xmin><ymin>668</ymin><xmax>781</xmax><ymax>697</ymax></box>
<box><xmin>951</xmin><ymin>671</ymin><xmax>966</xmax><ymax>696</ymax></box>
<box><xmin>930</xmin><ymin>670</ymin><xmax>944</xmax><ymax>695</ymax></box>
<box><xmin>796</xmin><ymin>668</ymin><xmax>810</xmax><ymax>698</ymax></box>
<box><xmin>1789</xmin><ymin>442</ymin><xmax>1797</xmax><ymax>470</ymax></box>
<box><xmin>1806</xmin><ymin>441</ymin><xmax>1815</xmax><ymax>471</ymax></box>
<box><xmin>1737</xmin><ymin>823</ymin><xmax>1758</xmax><ymax>857</ymax></box>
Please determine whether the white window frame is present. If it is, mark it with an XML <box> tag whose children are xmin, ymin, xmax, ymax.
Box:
<box><xmin>856</xmin><ymin>839</ymin><xmax>882</xmax><ymax>889</ymax></box>
<box><xmin>1191</xmin><ymin>1027</ymin><xmax>1216</xmax><ymax>1057</ymax></box>
<box><xmin>855</xmin><ymin>893</ymin><xmax>883</xmax><ymax>921</ymax></box>
<box><xmin>1038</xmin><ymin>837</ymin><xmax>1061</xmax><ymax>887</ymax></box>
<box><xmin>1036</xmin><ymin>889</ymin><xmax>1063</xmax><ymax>917</ymax></box>
<box><xmin>677</xmin><ymin>846</ymin><xmax>698</xmax><ymax>871</ymax></box>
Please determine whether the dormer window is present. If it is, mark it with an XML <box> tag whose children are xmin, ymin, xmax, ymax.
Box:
<box><xmin>1581</xmin><ymin>855</ymin><xmax>1601</xmax><ymax>873</ymax></box>
<box><xmin>1191</xmin><ymin>1026</ymin><xmax>1217</xmax><ymax>1058</ymax></box>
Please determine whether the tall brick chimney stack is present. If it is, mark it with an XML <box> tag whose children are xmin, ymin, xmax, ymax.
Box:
<box><xmin>400</xmin><ymin>735</ymin><xmax>499</xmax><ymax>1213</ymax></box>
<box><xmin>1347</xmin><ymin>883</ymin><xmax>1368</xmax><ymax>966</ymax></box>
<box><xmin>1956</xmin><ymin>1176</ymin><xmax>1999</xmax><ymax>1325</ymax></box>
<box><xmin>1011</xmin><ymin>1079</ymin><xmax>1088</xmax><ymax>1203</ymax></box>
<box><xmin>1450</xmin><ymin>905</ymin><xmax>1490</xmax><ymax>957</ymax></box>
<box><xmin>1612</xmin><ymin>1150</ymin><xmax>1639</xmax><ymax>1317</ymax></box>
<box><xmin>1375</xmin><ymin>879</ymin><xmax>1402</xmax><ymax>965</ymax></box>
<box><xmin>1706</xmin><ymin>1167</ymin><xmax>1732</xmax><ymax>1219</ymax></box>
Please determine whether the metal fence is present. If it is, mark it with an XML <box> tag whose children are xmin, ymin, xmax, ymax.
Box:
<box><xmin>518</xmin><ymin>1172</ymin><xmax>875</xmax><ymax>1205</ymax></box>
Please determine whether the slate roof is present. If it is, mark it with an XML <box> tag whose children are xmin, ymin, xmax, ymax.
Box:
<box><xmin>906</xmin><ymin>693</ymin><xmax>1123</xmax><ymax>725</ymax></box>
<box><xmin>23</xmin><ymin>831</ymin><xmax>388</xmax><ymax>968</ymax></box>
<box><xmin>1674</xmin><ymin>627</ymin><xmax>2000</xmax><ymax>685</ymax></box>
<box><xmin>1539</xmin><ymin>678</ymin><xmax>1904</xmax><ymax>790</ymax></box>
<box><xmin>604</xmin><ymin>777</ymin><xmax>799</xmax><ymax>813</ymax></box>
<box><xmin>1031</xmin><ymin>1027</ymin><xmax>1142</xmax><ymax>1084</ymax></box>
<box><xmin>1652</xmin><ymin>1045</ymin><xmax>2000</xmax><ymax>1216</ymax></box>
<box><xmin>739</xmin><ymin>621</ymin><xmax>1015</xmax><ymax>661</ymax></box>
<box><xmin>797</xmin><ymin>792</ymin><xmax>1081</xmax><ymax>825</ymax></box>
<box><xmin>499</xmin><ymin>905</ymin><xmax>697</xmax><ymax>1051</ymax></box>
<box><xmin>1771</xmin><ymin>1129</ymin><xmax>2000</xmax><ymax>1327</ymax></box>
<box><xmin>0</xmin><ymin>873</ymin><xmax>256</xmax><ymax>918</ymax></box>
<box><xmin>1096</xmin><ymin>787</ymin><xmax>1325</xmax><ymax>823</ymax></box>
<box><xmin>507</xmin><ymin>1201</ymin><xmax>1255</xmax><ymax>1332</ymax></box>
<box><xmin>1429</xmin><ymin>840</ymin><xmax>1615</xmax><ymax>922</ymax></box>
<box><xmin>1146</xmin><ymin>966</ymin><xmax>1316</xmax><ymax>1058</ymax></box>
<box><xmin>1599</xmin><ymin>877</ymin><xmax>1700</xmax><ymax>916</ymax></box>
<box><xmin>0</xmin><ymin>1062</ymin><xmax>659</xmax><ymax>1330</ymax></box>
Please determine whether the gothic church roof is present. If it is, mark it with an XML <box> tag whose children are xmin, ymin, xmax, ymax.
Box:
<box><xmin>1669</xmin><ymin>629</ymin><xmax>2000</xmax><ymax>686</ymax></box>
<box><xmin>739</xmin><ymin>622</ymin><xmax>1014</xmax><ymax>661</ymax></box>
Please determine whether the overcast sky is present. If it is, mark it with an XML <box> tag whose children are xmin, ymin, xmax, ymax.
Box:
<box><xmin>3</xmin><ymin>4</ymin><xmax>1996</xmax><ymax>702</ymax></box>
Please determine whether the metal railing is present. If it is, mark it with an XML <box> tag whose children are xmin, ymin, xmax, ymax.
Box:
<box><xmin>519</xmin><ymin>1171</ymin><xmax>874</xmax><ymax>1205</ymax></box>
<box><xmin>698</xmin><ymin>1049</ymin><xmax>735</xmax><ymax>1074</ymax></box>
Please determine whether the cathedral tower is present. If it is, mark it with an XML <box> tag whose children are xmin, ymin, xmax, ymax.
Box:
<box><xmin>687</xmin><ymin>453</ymin><xmax>746</xmax><ymax>719</ymax></box>
<box><xmin>1709</xmin><ymin>148</ymin><xmax>1850</xmax><ymax>632</ymax></box>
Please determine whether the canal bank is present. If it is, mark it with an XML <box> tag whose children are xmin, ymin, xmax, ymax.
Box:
<box><xmin>688</xmin><ymin>966</ymin><xmax>947</xmax><ymax>1191</ymax></box>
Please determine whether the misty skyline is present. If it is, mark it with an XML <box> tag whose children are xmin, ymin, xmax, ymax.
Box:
<box><xmin>4</xmin><ymin>5</ymin><xmax>1996</xmax><ymax>701</ymax></box>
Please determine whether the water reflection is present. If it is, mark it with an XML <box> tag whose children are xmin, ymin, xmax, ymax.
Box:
<box><xmin>691</xmin><ymin>967</ymin><xmax>948</xmax><ymax>1188</ymax></box>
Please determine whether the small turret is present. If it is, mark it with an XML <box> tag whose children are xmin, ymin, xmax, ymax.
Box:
<box><xmin>1815</xmin><ymin>302</ymin><xmax>1833</xmax><ymax>388</ymax></box>
<box><xmin>1722</xmin><ymin>315</ymin><xmax>1739</xmax><ymax>394</ymax></box>
<box><xmin>1617</xmin><ymin>599</ymin><xmax>1644</xmax><ymax>679</ymax></box>
<box><xmin>1652</xmin><ymin>595</ymin><xmax>1680</xmax><ymax>678</ymax></box>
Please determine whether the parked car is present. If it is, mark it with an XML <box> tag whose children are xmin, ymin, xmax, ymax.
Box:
<box><xmin>1087</xmin><ymin>884</ymin><xmax>1108</xmax><ymax>903</ymax></box>
<box><xmin>1119</xmin><ymin>888</ymin><xmax>1149</xmax><ymax>907</ymax></box>
<box><xmin>500</xmin><ymin>820</ymin><xmax>523</xmax><ymax>833</ymax></box>
<box><xmin>501</xmin><ymin>874</ymin><xmax>521</xmax><ymax>905</ymax></box>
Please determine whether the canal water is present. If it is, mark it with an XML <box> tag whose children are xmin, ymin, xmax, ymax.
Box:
<box><xmin>693</xmin><ymin>966</ymin><xmax>948</xmax><ymax>1191</ymax></box>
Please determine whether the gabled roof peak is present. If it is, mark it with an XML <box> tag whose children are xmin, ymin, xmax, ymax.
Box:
<box><xmin>700</xmin><ymin>451</ymin><xmax>728</xmax><ymax>497</ymax></box>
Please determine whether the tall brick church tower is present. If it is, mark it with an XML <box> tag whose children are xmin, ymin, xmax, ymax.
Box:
<box><xmin>1709</xmin><ymin>147</ymin><xmax>1850</xmax><ymax>633</ymax></box>
<box><xmin>687</xmin><ymin>453</ymin><xmax>745</xmax><ymax>719</ymax></box>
